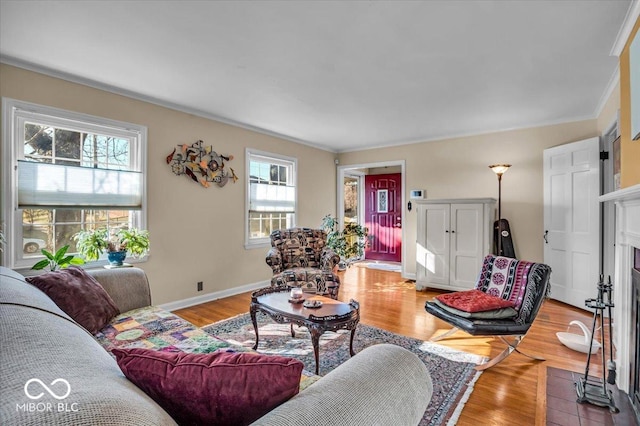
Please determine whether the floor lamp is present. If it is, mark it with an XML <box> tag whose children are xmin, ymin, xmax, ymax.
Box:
<box><xmin>489</xmin><ymin>164</ymin><xmax>511</xmax><ymax>256</ymax></box>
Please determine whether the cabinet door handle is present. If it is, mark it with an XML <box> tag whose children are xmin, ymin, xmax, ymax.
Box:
<box><xmin>451</xmin><ymin>230</ymin><xmax>455</xmax><ymax>233</ymax></box>
<box><xmin>543</xmin><ymin>230</ymin><xmax>548</xmax><ymax>244</ymax></box>
<box><xmin>445</xmin><ymin>230</ymin><xmax>449</xmax><ymax>233</ymax></box>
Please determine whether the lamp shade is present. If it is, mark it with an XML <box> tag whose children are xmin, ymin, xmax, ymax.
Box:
<box><xmin>489</xmin><ymin>164</ymin><xmax>511</xmax><ymax>176</ymax></box>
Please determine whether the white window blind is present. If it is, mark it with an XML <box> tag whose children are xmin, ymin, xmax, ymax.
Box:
<box><xmin>248</xmin><ymin>183</ymin><xmax>295</xmax><ymax>213</ymax></box>
<box><xmin>18</xmin><ymin>161</ymin><xmax>143</xmax><ymax>209</ymax></box>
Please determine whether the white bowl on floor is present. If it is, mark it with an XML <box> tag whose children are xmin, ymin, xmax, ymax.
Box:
<box><xmin>556</xmin><ymin>320</ymin><xmax>601</xmax><ymax>354</ymax></box>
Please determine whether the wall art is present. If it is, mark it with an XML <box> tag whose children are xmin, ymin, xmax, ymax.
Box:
<box><xmin>166</xmin><ymin>140</ymin><xmax>238</xmax><ymax>188</ymax></box>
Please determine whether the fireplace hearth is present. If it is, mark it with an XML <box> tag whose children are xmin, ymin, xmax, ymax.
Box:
<box><xmin>599</xmin><ymin>183</ymin><xmax>640</xmax><ymax>417</ymax></box>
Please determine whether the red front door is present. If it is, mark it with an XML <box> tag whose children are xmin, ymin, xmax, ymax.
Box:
<box><xmin>364</xmin><ymin>173</ymin><xmax>402</xmax><ymax>262</ymax></box>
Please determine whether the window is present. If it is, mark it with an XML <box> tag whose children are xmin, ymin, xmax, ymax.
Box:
<box><xmin>245</xmin><ymin>149</ymin><xmax>296</xmax><ymax>247</ymax></box>
<box><xmin>2</xmin><ymin>98</ymin><xmax>147</xmax><ymax>269</ymax></box>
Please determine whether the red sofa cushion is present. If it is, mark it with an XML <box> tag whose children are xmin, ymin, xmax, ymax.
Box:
<box><xmin>26</xmin><ymin>266</ymin><xmax>119</xmax><ymax>333</ymax></box>
<box><xmin>113</xmin><ymin>348</ymin><xmax>304</xmax><ymax>426</ymax></box>
<box><xmin>436</xmin><ymin>289</ymin><xmax>515</xmax><ymax>313</ymax></box>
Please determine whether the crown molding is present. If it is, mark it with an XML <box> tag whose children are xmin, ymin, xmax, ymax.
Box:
<box><xmin>337</xmin><ymin>114</ymin><xmax>596</xmax><ymax>153</ymax></box>
<box><xmin>0</xmin><ymin>55</ymin><xmax>605</xmax><ymax>155</ymax></box>
<box><xmin>0</xmin><ymin>55</ymin><xmax>337</xmax><ymax>153</ymax></box>
<box><xmin>610</xmin><ymin>0</ymin><xmax>640</xmax><ymax>56</ymax></box>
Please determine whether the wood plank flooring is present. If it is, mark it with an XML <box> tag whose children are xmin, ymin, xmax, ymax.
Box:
<box><xmin>174</xmin><ymin>265</ymin><xmax>626</xmax><ymax>425</ymax></box>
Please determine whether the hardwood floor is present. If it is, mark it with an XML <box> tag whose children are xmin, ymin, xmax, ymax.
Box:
<box><xmin>174</xmin><ymin>265</ymin><xmax>623</xmax><ymax>425</ymax></box>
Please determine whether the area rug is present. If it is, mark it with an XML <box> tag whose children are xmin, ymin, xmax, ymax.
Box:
<box><xmin>202</xmin><ymin>312</ymin><xmax>486</xmax><ymax>426</ymax></box>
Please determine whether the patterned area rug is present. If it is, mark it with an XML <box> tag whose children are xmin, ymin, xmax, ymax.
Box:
<box><xmin>202</xmin><ymin>312</ymin><xmax>486</xmax><ymax>426</ymax></box>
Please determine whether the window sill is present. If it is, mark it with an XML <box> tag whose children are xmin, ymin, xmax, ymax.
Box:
<box><xmin>245</xmin><ymin>241</ymin><xmax>270</xmax><ymax>250</ymax></box>
<box><xmin>12</xmin><ymin>255</ymin><xmax>149</xmax><ymax>275</ymax></box>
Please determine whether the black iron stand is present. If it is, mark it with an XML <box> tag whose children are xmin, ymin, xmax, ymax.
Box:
<box><xmin>576</xmin><ymin>275</ymin><xmax>619</xmax><ymax>413</ymax></box>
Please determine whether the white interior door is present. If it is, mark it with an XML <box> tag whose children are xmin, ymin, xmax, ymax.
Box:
<box><xmin>419</xmin><ymin>203</ymin><xmax>450</xmax><ymax>285</ymax></box>
<box><xmin>450</xmin><ymin>203</ymin><xmax>484</xmax><ymax>288</ymax></box>
<box><xmin>543</xmin><ymin>137</ymin><xmax>600</xmax><ymax>309</ymax></box>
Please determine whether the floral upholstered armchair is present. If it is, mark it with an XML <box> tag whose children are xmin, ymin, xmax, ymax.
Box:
<box><xmin>265</xmin><ymin>228</ymin><xmax>341</xmax><ymax>299</ymax></box>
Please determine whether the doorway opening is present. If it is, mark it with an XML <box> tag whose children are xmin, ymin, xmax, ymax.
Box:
<box><xmin>337</xmin><ymin>160</ymin><xmax>406</xmax><ymax>275</ymax></box>
<box><xmin>343</xmin><ymin>172</ymin><xmax>363</xmax><ymax>231</ymax></box>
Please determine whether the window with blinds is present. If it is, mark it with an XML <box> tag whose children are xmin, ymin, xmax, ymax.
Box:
<box><xmin>246</xmin><ymin>150</ymin><xmax>296</xmax><ymax>247</ymax></box>
<box><xmin>2</xmin><ymin>98</ymin><xmax>147</xmax><ymax>268</ymax></box>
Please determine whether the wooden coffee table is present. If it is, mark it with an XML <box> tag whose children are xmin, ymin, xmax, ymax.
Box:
<box><xmin>250</xmin><ymin>286</ymin><xmax>360</xmax><ymax>375</ymax></box>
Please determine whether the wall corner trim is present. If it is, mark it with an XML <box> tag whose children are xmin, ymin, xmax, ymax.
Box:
<box><xmin>610</xmin><ymin>1</ymin><xmax>640</xmax><ymax>56</ymax></box>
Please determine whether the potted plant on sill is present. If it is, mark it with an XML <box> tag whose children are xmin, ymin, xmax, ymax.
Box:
<box><xmin>320</xmin><ymin>214</ymin><xmax>369</xmax><ymax>270</ymax></box>
<box><xmin>31</xmin><ymin>245</ymin><xmax>85</xmax><ymax>271</ymax></box>
<box><xmin>74</xmin><ymin>227</ymin><xmax>150</xmax><ymax>266</ymax></box>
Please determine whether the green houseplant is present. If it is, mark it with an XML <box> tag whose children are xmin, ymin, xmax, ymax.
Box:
<box><xmin>74</xmin><ymin>227</ymin><xmax>150</xmax><ymax>266</ymax></box>
<box><xmin>320</xmin><ymin>214</ymin><xmax>369</xmax><ymax>270</ymax></box>
<box><xmin>31</xmin><ymin>245</ymin><xmax>85</xmax><ymax>271</ymax></box>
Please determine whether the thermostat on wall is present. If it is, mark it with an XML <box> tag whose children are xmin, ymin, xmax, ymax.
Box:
<box><xmin>410</xmin><ymin>189</ymin><xmax>426</xmax><ymax>199</ymax></box>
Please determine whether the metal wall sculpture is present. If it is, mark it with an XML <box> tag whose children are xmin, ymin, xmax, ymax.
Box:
<box><xmin>166</xmin><ymin>140</ymin><xmax>237</xmax><ymax>188</ymax></box>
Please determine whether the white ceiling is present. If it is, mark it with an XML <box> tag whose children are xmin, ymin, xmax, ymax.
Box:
<box><xmin>0</xmin><ymin>1</ymin><xmax>634</xmax><ymax>152</ymax></box>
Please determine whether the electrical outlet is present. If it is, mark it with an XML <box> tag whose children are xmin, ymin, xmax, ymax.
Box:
<box><xmin>197</xmin><ymin>281</ymin><xmax>203</xmax><ymax>292</ymax></box>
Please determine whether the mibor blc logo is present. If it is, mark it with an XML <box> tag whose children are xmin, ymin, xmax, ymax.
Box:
<box><xmin>24</xmin><ymin>379</ymin><xmax>71</xmax><ymax>400</ymax></box>
<box><xmin>16</xmin><ymin>378</ymin><xmax>79</xmax><ymax>413</ymax></box>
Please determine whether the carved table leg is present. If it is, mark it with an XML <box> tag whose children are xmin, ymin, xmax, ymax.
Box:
<box><xmin>309</xmin><ymin>325</ymin><xmax>323</xmax><ymax>375</ymax></box>
<box><xmin>250</xmin><ymin>304</ymin><xmax>259</xmax><ymax>350</ymax></box>
<box><xmin>349</xmin><ymin>327</ymin><xmax>357</xmax><ymax>356</ymax></box>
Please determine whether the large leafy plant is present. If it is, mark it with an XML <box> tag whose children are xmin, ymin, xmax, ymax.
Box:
<box><xmin>74</xmin><ymin>228</ymin><xmax>110</xmax><ymax>261</ymax></box>
<box><xmin>117</xmin><ymin>228</ymin><xmax>150</xmax><ymax>258</ymax></box>
<box><xmin>320</xmin><ymin>215</ymin><xmax>369</xmax><ymax>268</ymax></box>
<box><xmin>32</xmin><ymin>245</ymin><xmax>85</xmax><ymax>271</ymax></box>
<box><xmin>74</xmin><ymin>228</ymin><xmax>150</xmax><ymax>261</ymax></box>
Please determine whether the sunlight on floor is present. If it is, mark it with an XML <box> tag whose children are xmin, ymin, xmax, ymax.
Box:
<box><xmin>367</xmin><ymin>280</ymin><xmax>415</xmax><ymax>293</ymax></box>
<box><xmin>429</xmin><ymin>328</ymin><xmax>494</xmax><ymax>358</ymax></box>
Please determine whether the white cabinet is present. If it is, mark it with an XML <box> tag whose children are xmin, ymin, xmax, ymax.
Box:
<box><xmin>416</xmin><ymin>198</ymin><xmax>495</xmax><ymax>291</ymax></box>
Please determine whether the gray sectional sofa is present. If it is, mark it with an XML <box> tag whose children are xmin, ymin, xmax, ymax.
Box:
<box><xmin>0</xmin><ymin>266</ymin><xmax>433</xmax><ymax>425</ymax></box>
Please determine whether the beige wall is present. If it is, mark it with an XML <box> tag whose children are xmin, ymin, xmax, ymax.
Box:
<box><xmin>338</xmin><ymin>120</ymin><xmax>599</xmax><ymax>272</ymax></box>
<box><xmin>0</xmin><ymin>59</ymin><xmax>625</xmax><ymax>302</ymax></box>
<box><xmin>0</xmin><ymin>64</ymin><xmax>337</xmax><ymax>304</ymax></box>
<box><xmin>619</xmin><ymin>17</ymin><xmax>640</xmax><ymax>187</ymax></box>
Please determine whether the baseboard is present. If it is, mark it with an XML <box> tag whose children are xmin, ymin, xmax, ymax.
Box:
<box><xmin>158</xmin><ymin>280</ymin><xmax>269</xmax><ymax>311</ymax></box>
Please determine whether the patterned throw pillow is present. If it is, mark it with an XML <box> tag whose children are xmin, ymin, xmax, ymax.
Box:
<box><xmin>474</xmin><ymin>255</ymin><xmax>536</xmax><ymax>311</ymax></box>
<box><xmin>113</xmin><ymin>348</ymin><xmax>304</xmax><ymax>426</ymax></box>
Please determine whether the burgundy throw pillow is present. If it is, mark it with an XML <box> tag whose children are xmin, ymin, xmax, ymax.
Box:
<box><xmin>26</xmin><ymin>266</ymin><xmax>119</xmax><ymax>334</ymax></box>
<box><xmin>113</xmin><ymin>348</ymin><xmax>304</xmax><ymax>426</ymax></box>
<box><xmin>436</xmin><ymin>289</ymin><xmax>515</xmax><ymax>313</ymax></box>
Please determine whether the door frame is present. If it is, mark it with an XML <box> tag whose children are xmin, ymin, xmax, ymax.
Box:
<box><xmin>602</xmin><ymin>116</ymin><xmax>619</xmax><ymax>284</ymax></box>
<box><xmin>543</xmin><ymin>137</ymin><xmax>600</xmax><ymax>309</ymax></box>
<box><xmin>337</xmin><ymin>160</ymin><xmax>406</xmax><ymax>275</ymax></box>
